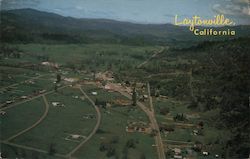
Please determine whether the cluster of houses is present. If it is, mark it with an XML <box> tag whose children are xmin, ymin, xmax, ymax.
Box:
<box><xmin>170</xmin><ymin>147</ymin><xmax>219</xmax><ymax>159</ymax></box>
<box><xmin>1</xmin><ymin>89</ymin><xmax>47</xmax><ymax>108</ymax></box>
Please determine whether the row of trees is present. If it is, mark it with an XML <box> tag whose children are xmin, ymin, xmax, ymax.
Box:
<box><xmin>99</xmin><ymin>137</ymin><xmax>146</xmax><ymax>159</ymax></box>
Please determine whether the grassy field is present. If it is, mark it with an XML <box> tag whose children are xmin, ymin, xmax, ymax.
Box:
<box><xmin>10</xmin><ymin>87</ymin><xmax>97</xmax><ymax>155</ymax></box>
<box><xmin>1</xmin><ymin>72</ymin><xmax>55</xmax><ymax>103</ymax></box>
<box><xmin>0</xmin><ymin>66</ymin><xmax>41</xmax><ymax>87</ymax></box>
<box><xmin>0</xmin><ymin>144</ymin><xmax>62</xmax><ymax>159</ymax></box>
<box><xmin>0</xmin><ymin>43</ymin><xmax>161</xmax><ymax>158</ymax></box>
<box><xmin>154</xmin><ymin>97</ymin><xmax>231</xmax><ymax>158</ymax></box>
<box><xmin>0</xmin><ymin>40</ymin><xmax>239</xmax><ymax>158</ymax></box>
<box><xmin>72</xmin><ymin>84</ymin><xmax>157</xmax><ymax>159</ymax></box>
<box><xmin>74</xmin><ymin>107</ymin><xmax>157</xmax><ymax>159</ymax></box>
<box><xmin>11</xmin><ymin>44</ymin><xmax>160</xmax><ymax>71</ymax></box>
<box><xmin>0</xmin><ymin>97</ymin><xmax>45</xmax><ymax>140</ymax></box>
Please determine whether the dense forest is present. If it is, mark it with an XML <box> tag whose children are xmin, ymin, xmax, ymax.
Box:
<box><xmin>145</xmin><ymin>38</ymin><xmax>250</xmax><ymax>158</ymax></box>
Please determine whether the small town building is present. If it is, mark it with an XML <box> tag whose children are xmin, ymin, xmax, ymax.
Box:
<box><xmin>202</xmin><ymin>151</ymin><xmax>209</xmax><ymax>156</ymax></box>
<box><xmin>52</xmin><ymin>102</ymin><xmax>60</xmax><ymax>107</ymax></box>
<box><xmin>6</xmin><ymin>100</ymin><xmax>14</xmax><ymax>104</ymax></box>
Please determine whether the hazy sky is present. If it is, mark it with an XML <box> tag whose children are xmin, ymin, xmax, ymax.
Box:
<box><xmin>1</xmin><ymin>0</ymin><xmax>250</xmax><ymax>24</ymax></box>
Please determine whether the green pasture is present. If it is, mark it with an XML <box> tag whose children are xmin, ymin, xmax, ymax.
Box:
<box><xmin>11</xmin><ymin>87</ymin><xmax>97</xmax><ymax>155</ymax></box>
<box><xmin>1</xmin><ymin>74</ymin><xmax>55</xmax><ymax>102</ymax></box>
<box><xmin>14</xmin><ymin>44</ymin><xmax>159</xmax><ymax>71</ymax></box>
<box><xmin>74</xmin><ymin>107</ymin><xmax>156</xmax><ymax>159</ymax></box>
<box><xmin>71</xmin><ymin>84</ymin><xmax>157</xmax><ymax>158</ymax></box>
<box><xmin>0</xmin><ymin>97</ymin><xmax>45</xmax><ymax>140</ymax></box>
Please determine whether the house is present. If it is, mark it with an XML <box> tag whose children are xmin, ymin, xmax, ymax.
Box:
<box><xmin>139</xmin><ymin>95</ymin><xmax>149</xmax><ymax>101</ymax></box>
<box><xmin>41</xmin><ymin>61</ymin><xmax>59</xmax><ymax>69</ymax></box>
<box><xmin>0</xmin><ymin>111</ymin><xmax>6</xmax><ymax>115</ymax></box>
<box><xmin>174</xmin><ymin>155</ymin><xmax>182</xmax><ymax>159</ymax></box>
<box><xmin>71</xmin><ymin>134</ymin><xmax>80</xmax><ymax>139</ymax></box>
<box><xmin>202</xmin><ymin>151</ymin><xmax>209</xmax><ymax>156</ymax></box>
<box><xmin>20</xmin><ymin>96</ymin><xmax>28</xmax><ymax>99</ymax></box>
<box><xmin>52</xmin><ymin>102</ymin><xmax>65</xmax><ymax>107</ymax></box>
<box><xmin>143</xmin><ymin>95</ymin><xmax>148</xmax><ymax>99</ymax></box>
<box><xmin>72</xmin><ymin>96</ymin><xmax>79</xmax><ymax>99</ymax></box>
<box><xmin>64</xmin><ymin>78</ymin><xmax>78</xmax><ymax>83</ymax></box>
<box><xmin>52</xmin><ymin>102</ymin><xmax>60</xmax><ymax>107</ymax></box>
<box><xmin>174</xmin><ymin>148</ymin><xmax>181</xmax><ymax>154</ymax></box>
<box><xmin>193</xmin><ymin>129</ymin><xmax>199</xmax><ymax>135</ymax></box>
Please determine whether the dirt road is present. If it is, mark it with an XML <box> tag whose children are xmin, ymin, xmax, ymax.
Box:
<box><xmin>5</xmin><ymin>95</ymin><xmax>50</xmax><ymax>142</ymax></box>
<box><xmin>147</xmin><ymin>83</ymin><xmax>166</xmax><ymax>159</ymax></box>
<box><xmin>137</xmin><ymin>47</ymin><xmax>166</xmax><ymax>69</ymax></box>
<box><xmin>66</xmin><ymin>87</ymin><xmax>101</xmax><ymax>158</ymax></box>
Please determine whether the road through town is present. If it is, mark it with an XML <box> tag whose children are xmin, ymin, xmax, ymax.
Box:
<box><xmin>108</xmin><ymin>82</ymin><xmax>166</xmax><ymax>159</ymax></box>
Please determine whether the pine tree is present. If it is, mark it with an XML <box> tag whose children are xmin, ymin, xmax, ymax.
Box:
<box><xmin>132</xmin><ymin>87</ymin><xmax>137</xmax><ymax>106</ymax></box>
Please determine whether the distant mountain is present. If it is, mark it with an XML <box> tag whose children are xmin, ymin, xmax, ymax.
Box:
<box><xmin>1</xmin><ymin>8</ymin><xmax>250</xmax><ymax>44</ymax></box>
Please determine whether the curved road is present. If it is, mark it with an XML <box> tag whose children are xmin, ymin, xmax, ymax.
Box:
<box><xmin>66</xmin><ymin>87</ymin><xmax>101</xmax><ymax>158</ymax></box>
<box><xmin>5</xmin><ymin>95</ymin><xmax>50</xmax><ymax>142</ymax></box>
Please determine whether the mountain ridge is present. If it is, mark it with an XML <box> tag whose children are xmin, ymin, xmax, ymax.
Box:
<box><xmin>1</xmin><ymin>8</ymin><xmax>250</xmax><ymax>44</ymax></box>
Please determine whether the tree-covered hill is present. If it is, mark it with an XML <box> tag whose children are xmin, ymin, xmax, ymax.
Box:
<box><xmin>142</xmin><ymin>37</ymin><xmax>250</xmax><ymax>158</ymax></box>
<box><xmin>1</xmin><ymin>8</ymin><xmax>250</xmax><ymax>45</ymax></box>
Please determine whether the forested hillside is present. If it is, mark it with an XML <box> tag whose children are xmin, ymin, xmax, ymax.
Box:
<box><xmin>141</xmin><ymin>38</ymin><xmax>250</xmax><ymax>158</ymax></box>
<box><xmin>1</xmin><ymin>9</ymin><xmax>250</xmax><ymax>45</ymax></box>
